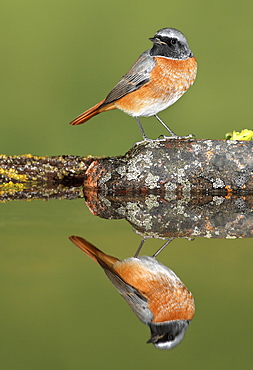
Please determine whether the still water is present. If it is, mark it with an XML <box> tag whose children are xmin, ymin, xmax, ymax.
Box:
<box><xmin>1</xmin><ymin>191</ymin><xmax>253</xmax><ymax>369</ymax></box>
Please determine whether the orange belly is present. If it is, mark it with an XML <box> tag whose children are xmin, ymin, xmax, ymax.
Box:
<box><xmin>115</xmin><ymin>56</ymin><xmax>197</xmax><ymax>117</ymax></box>
<box><xmin>114</xmin><ymin>258</ymin><xmax>195</xmax><ymax>322</ymax></box>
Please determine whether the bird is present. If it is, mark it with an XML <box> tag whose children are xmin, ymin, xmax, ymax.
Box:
<box><xmin>69</xmin><ymin>27</ymin><xmax>197</xmax><ymax>140</ymax></box>
<box><xmin>69</xmin><ymin>236</ymin><xmax>195</xmax><ymax>349</ymax></box>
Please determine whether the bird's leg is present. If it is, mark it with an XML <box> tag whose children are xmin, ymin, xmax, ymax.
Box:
<box><xmin>134</xmin><ymin>237</ymin><xmax>148</xmax><ymax>257</ymax></box>
<box><xmin>154</xmin><ymin>114</ymin><xmax>178</xmax><ymax>137</ymax></box>
<box><xmin>135</xmin><ymin>117</ymin><xmax>150</xmax><ymax>141</ymax></box>
<box><xmin>152</xmin><ymin>238</ymin><xmax>174</xmax><ymax>257</ymax></box>
<box><xmin>135</xmin><ymin>237</ymin><xmax>174</xmax><ymax>258</ymax></box>
<box><xmin>154</xmin><ymin>114</ymin><xmax>195</xmax><ymax>139</ymax></box>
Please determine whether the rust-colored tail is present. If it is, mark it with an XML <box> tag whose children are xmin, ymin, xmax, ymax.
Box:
<box><xmin>69</xmin><ymin>236</ymin><xmax>119</xmax><ymax>268</ymax></box>
<box><xmin>69</xmin><ymin>99</ymin><xmax>116</xmax><ymax>125</ymax></box>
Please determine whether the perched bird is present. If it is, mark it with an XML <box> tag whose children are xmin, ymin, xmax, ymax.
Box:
<box><xmin>69</xmin><ymin>236</ymin><xmax>195</xmax><ymax>349</ymax></box>
<box><xmin>69</xmin><ymin>27</ymin><xmax>197</xmax><ymax>140</ymax></box>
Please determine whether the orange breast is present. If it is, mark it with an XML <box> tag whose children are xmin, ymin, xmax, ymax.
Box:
<box><xmin>114</xmin><ymin>259</ymin><xmax>195</xmax><ymax>323</ymax></box>
<box><xmin>148</xmin><ymin>283</ymin><xmax>195</xmax><ymax>322</ymax></box>
<box><xmin>115</xmin><ymin>56</ymin><xmax>197</xmax><ymax>116</ymax></box>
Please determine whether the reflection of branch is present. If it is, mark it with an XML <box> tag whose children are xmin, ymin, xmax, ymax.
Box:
<box><xmin>85</xmin><ymin>192</ymin><xmax>253</xmax><ymax>239</ymax></box>
<box><xmin>1</xmin><ymin>139</ymin><xmax>253</xmax><ymax>199</ymax></box>
<box><xmin>0</xmin><ymin>184</ymin><xmax>83</xmax><ymax>202</ymax></box>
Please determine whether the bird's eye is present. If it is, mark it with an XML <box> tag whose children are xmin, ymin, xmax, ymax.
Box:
<box><xmin>171</xmin><ymin>38</ymin><xmax>177</xmax><ymax>45</ymax></box>
<box><xmin>168</xmin><ymin>334</ymin><xmax>175</xmax><ymax>341</ymax></box>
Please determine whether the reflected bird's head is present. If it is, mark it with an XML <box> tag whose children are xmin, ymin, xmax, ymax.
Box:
<box><xmin>148</xmin><ymin>320</ymin><xmax>191</xmax><ymax>350</ymax></box>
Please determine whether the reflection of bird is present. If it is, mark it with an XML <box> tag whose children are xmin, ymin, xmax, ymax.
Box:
<box><xmin>69</xmin><ymin>236</ymin><xmax>195</xmax><ymax>349</ymax></box>
<box><xmin>70</xmin><ymin>28</ymin><xmax>197</xmax><ymax>140</ymax></box>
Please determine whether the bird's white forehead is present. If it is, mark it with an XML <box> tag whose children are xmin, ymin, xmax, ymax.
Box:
<box><xmin>155</xmin><ymin>28</ymin><xmax>188</xmax><ymax>44</ymax></box>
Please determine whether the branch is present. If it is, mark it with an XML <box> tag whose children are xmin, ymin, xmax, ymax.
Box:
<box><xmin>1</xmin><ymin>138</ymin><xmax>253</xmax><ymax>198</ymax></box>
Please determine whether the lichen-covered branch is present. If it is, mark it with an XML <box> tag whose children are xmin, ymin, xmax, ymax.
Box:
<box><xmin>1</xmin><ymin>138</ymin><xmax>253</xmax><ymax>198</ymax></box>
<box><xmin>0</xmin><ymin>154</ymin><xmax>90</xmax><ymax>201</ymax></box>
<box><xmin>82</xmin><ymin>139</ymin><xmax>253</xmax><ymax>194</ymax></box>
<box><xmin>0</xmin><ymin>154</ymin><xmax>92</xmax><ymax>185</ymax></box>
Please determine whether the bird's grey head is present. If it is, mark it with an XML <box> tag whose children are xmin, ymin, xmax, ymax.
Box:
<box><xmin>147</xmin><ymin>320</ymin><xmax>191</xmax><ymax>350</ymax></box>
<box><xmin>149</xmin><ymin>27</ymin><xmax>193</xmax><ymax>60</ymax></box>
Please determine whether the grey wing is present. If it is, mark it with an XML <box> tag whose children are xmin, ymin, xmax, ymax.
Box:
<box><xmin>100</xmin><ymin>262</ymin><xmax>153</xmax><ymax>324</ymax></box>
<box><xmin>103</xmin><ymin>49</ymin><xmax>155</xmax><ymax>105</ymax></box>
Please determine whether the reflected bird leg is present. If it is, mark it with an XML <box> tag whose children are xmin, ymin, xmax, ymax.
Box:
<box><xmin>134</xmin><ymin>237</ymin><xmax>148</xmax><ymax>257</ymax></box>
<box><xmin>152</xmin><ymin>238</ymin><xmax>175</xmax><ymax>258</ymax></box>
<box><xmin>134</xmin><ymin>237</ymin><xmax>175</xmax><ymax>258</ymax></box>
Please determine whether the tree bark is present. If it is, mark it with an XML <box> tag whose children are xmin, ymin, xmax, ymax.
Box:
<box><xmin>1</xmin><ymin>138</ymin><xmax>253</xmax><ymax>195</ymax></box>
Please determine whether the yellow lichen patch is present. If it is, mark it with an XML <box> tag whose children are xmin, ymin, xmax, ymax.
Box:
<box><xmin>0</xmin><ymin>181</ymin><xmax>25</xmax><ymax>200</ymax></box>
<box><xmin>20</xmin><ymin>154</ymin><xmax>47</xmax><ymax>160</ymax></box>
<box><xmin>225</xmin><ymin>129</ymin><xmax>253</xmax><ymax>141</ymax></box>
<box><xmin>0</xmin><ymin>154</ymin><xmax>45</xmax><ymax>160</ymax></box>
<box><xmin>0</xmin><ymin>167</ymin><xmax>28</xmax><ymax>182</ymax></box>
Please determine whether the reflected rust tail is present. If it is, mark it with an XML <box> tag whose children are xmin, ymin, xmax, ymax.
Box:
<box><xmin>69</xmin><ymin>99</ymin><xmax>116</xmax><ymax>125</ymax></box>
<box><xmin>69</xmin><ymin>236</ymin><xmax>119</xmax><ymax>268</ymax></box>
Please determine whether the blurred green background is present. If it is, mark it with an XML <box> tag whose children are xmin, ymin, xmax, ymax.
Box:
<box><xmin>1</xmin><ymin>0</ymin><xmax>253</xmax><ymax>369</ymax></box>
<box><xmin>2</xmin><ymin>0</ymin><xmax>253</xmax><ymax>157</ymax></box>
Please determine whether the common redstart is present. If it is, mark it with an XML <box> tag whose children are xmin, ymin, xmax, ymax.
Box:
<box><xmin>69</xmin><ymin>27</ymin><xmax>197</xmax><ymax>140</ymax></box>
<box><xmin>69</xmin><ymin>236</ymin><xmax>195</xmax><ymax>349</ymax></box>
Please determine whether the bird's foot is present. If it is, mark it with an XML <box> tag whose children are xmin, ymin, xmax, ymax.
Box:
<box><xmin>158</xmin><ymin>133</ymin><xmax>196</xmax><ymax>140</ymax></box>
<box><xmin>134</xmin><ymin>137</ymin><xmax>155</xmax><ymax>146</ymax></box>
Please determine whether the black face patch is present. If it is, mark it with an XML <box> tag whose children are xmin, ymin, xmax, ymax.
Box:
<box><xmin>150</xmin><ymin>36</ymin><xmax>193</xmax><ymax>60</ymax></box>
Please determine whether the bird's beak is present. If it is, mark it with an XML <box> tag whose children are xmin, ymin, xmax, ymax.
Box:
<box><xmin>146</xmin><ymin>334</ymin><xmax>164</xmax><ymax>344</ymax></box>
<box><xmin>149</xmin><ymin>37</ymin><xmax>166</xmax><ymax>45</ymax></box>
